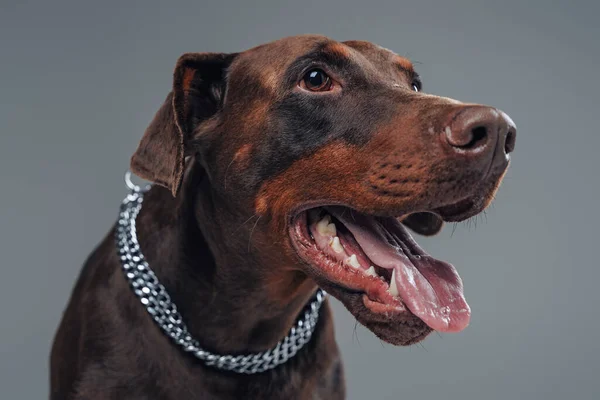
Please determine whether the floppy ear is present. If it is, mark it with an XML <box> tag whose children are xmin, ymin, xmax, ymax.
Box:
<box><xmin>130</xmin><ymin>52</ymin><xmax>236</xmax><ymax>196</ymax></box>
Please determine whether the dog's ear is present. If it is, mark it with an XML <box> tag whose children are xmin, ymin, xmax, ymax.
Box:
<box><xmin>130</xmin><ymin>52</ymin><xmax>237</xmax><ymax>196</ymax></box>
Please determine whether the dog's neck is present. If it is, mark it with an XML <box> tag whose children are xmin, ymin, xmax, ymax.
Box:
<box><xmin>133</xmin><ymin>167</ymin><xmax>318</xmax><ymax>355</ymax></box>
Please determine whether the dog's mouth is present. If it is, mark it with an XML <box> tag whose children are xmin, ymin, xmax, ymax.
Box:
<box><xmin>290</xmin><ymin>206</ymin><xmax>471</xmax><ymax>336</ymax></box>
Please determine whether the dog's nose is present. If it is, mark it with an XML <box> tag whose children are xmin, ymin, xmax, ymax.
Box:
<box><xmin>444</xmin><ymin>106</ymin><xmax>516</xmax><ymax>158</ymax></box>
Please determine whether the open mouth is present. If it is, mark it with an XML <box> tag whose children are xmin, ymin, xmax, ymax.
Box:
<box><xmin>290</xmin><ymin>206</ymin><xmax>471</xmax><ymax>334</ymax></box>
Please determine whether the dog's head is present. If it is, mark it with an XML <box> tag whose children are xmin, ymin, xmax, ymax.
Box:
<box><xmin>131</xmin><ymin>35</ymin><xmax>516</xmax><ymax>345</ymax></box>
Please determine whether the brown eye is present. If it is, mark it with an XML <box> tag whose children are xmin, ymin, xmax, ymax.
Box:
<box><xmin>301</xmin><ymin>69</ymin><xmax>332</xmax><ymax>92</ymax></box>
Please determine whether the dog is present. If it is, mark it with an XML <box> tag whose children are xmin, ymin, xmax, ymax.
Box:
<box><xmin>50</xmin><ymin>34</ymin><xmax>516</xmax><ymax>399</ymax></box>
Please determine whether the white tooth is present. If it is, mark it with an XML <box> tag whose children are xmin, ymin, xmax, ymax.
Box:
<box><xmin>329</xmin><ymin>236</ymin><xmax>344</xmax><ymax>253</ymax></box>
<box><xmin>345</xmin><ymin>254</ymin><xmax>361</xmax><ymax>269</ymax></box>
<box><xmin>388</xmin><ymin>269</ymin><xmax>400</xmax><ymax>297</ymax></box>
<box><xmin>317</xmin><ymin>215</ymin><xmax>337</xmax><ymax>236</ymax></box>
<box><xmin>326</xmin><ymin>223</ymin><xmax>337</xmax><ymax>235</ymax></box>
<box><xmin>316</xmin><ymin>215</ymin><xmax>331</xmax><ymax>234</ymax></box>
<box><xmin>365</xmin><ymin>266</ymin><xmax>378</xmax><ymax>277</ymax></box>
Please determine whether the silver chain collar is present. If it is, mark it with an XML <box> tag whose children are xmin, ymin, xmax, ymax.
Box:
<box><xmin>115</xmin><ymin>173</ymin><xmax>327</xmax><ymax>374</ymax></box>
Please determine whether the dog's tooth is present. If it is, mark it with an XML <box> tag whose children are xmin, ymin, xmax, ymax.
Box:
<box><xmin>365</xmin><ymin>266</ymin><xmax>378</xmax><ymax>277</ymax></box>
<box><xmin>317</xmin><ymin>215</ymin><xmax>337</xmax><ymax>236</ymax></box>
<box><xmin>345</xmin><ymin>254</ymin><xmax>361</xmax><ymax>269</ymax></box>
<box><xmin>329</xmin><ymin>237</ymin><xmax>344</xmax><ymax>253</ymax></box>
<box><xmin>326</xmin><ymin>223</ymin><xmax>337</xmax><ymax>235</ymax></box>
<box><xmin>316</xmin><ymin>214</ymin><xmax>331</xmax><ymax>230</ymax></box>
<box><xmin>388</xmin><ymin>269</ymin><xmax>400</xmax><ymax>297</ymax></box>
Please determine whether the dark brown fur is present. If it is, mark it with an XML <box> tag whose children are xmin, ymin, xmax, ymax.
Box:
<box><xmin>50</xmin><ymin>35</ymin><xmax>515</xmax><ymax>399</ymax></box>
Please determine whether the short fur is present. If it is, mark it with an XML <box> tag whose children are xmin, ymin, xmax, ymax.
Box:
<box><xmin>50</xmin><ymin>35</ymin><xmax>515</xmax><ymax>399</ymax></box>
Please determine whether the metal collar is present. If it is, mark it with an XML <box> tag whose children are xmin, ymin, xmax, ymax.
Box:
<box><xmin>116</xmin><ymin>173</ymin><xmax>326</xmax><ymax>374</ymax></box>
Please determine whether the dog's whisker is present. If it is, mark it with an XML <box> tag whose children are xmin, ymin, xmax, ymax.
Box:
<box><xmin>223</xmin><ymin>157</ymin><xmax>237</xmax><ymax>191</ymax></box>
<box><xmin>247</xmin><ymin>216</ymin><xmax>262</xmax><ymax>252</ymax></box>
<box><xmin>232</xmin><ymin>213</ymin><xmax>259</xmax><ymax>236</ymax></box>
<box><xmin>353</xmin><ymin>320</ymin><xmax>361</xmax><ymax>347</ymax></box>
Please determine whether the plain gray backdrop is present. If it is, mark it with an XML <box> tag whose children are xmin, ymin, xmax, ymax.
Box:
<box><xmin>1</xmin><ymin>0</ymin><xmax>599</xmax><ymax>398</ymax></box>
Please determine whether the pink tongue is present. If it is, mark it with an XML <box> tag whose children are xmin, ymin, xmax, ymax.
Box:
<box><xmin>329</xmin><ymin>209</ymin><xmax>471</xmax><ymax>333</ymax></box>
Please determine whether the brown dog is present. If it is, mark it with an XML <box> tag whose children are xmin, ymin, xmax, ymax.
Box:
<box><xmin>50</xmin><ymin>35</ymin><xmax>516</xmax><ymax>399</ymax></box>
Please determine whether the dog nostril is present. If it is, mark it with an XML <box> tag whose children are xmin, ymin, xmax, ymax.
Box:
<box><xmin>505</xmin><ymin>128</ymin><xmax>516</xmax><ymax>154</ymax></box>
<box><xmin>463</xmin><ymin>126</ymin><xmax>488</xmax><ymax>149</ymax></box>
<box><xmin>446</xmin><ymin>107</ymin><xmax>508</xmax><ymax>154</ymax></box>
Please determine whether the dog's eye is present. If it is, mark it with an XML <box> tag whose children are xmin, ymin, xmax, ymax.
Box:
<box><xmin>412</xmin><ymin>82</ymin><xmax>420</xmax><ymax>92</ymax></box>
<box><xmin>301</xmin><ymin>69</ymin><xmax>333</xmax><ymax>92</ymax></box>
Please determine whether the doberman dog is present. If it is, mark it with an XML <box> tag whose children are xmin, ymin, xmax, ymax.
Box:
<box><xmin>50</xmin><ymin>35</ymin><xmax>516</xmax><ymax>399</ymax></box>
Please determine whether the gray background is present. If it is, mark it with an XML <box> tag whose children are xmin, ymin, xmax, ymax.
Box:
<box><xmin>1</xmin><ymin>0</ymin><xmax>599</xmax><ymax>398</ymax></box>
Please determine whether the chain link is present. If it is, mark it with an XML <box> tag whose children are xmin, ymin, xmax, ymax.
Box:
<box><xmin>115</xmin><ymin>179</ymin><xmax>326</xmax><ymax>374</ymax></box>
